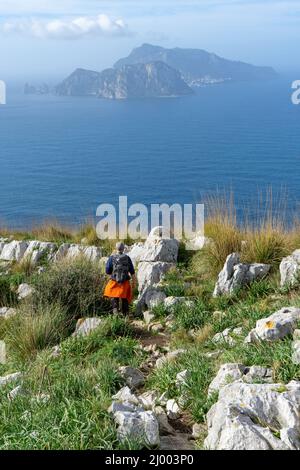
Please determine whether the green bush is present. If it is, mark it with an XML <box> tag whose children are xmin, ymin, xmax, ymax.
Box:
<box><xmin>32</xmin><ymin>257</ymin><xmax>109</xmax><ymax>318</ymax></box>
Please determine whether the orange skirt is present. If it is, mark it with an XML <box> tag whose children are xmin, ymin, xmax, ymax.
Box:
<box><xmin>104</xmin><ymin>279</ymin><xmax>132</xmax><ymax>303</ymax></box>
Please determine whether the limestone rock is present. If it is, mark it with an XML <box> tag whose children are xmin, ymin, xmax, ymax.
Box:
<box><xmin>280</xmin><ymin>249</ymin><xmax>300</xmax><ymax>286</ymax></box>
<box><xmin>17</xmin><ymin>283</ymin><xmax>35</xmax><ymax>300</ymax></box>
<box><xmin>118</xmin><ymin>366</ymin><xmax>145</xmax><ymax>390</ymax></box>
<box><xmin>126</xmin><ymin>242</ymin><xmax>146</xmax><ymax>266</ymax></box>
<box><xmin>213</xmin><ymin>253</ymin><xmax>270</xmax><ymax>297</ymax></box>
<box><xmin>23</xmin><ymin>241</ymin><xmax>57</xmax><ymax>264</ymax></box>
<box><xmin>73</xmin><ymin>317</ymin><xmax>102</xmax><ymax>337</ymax></box>
<box><xmin>114</xmin><ymin>410</ymin><xmax>160</xmax><ymax>447</ymax></box>
<box><xmin>112</xmin><ymin>386</ymin><xmax>140</xmax><ymax>406</ymax></box>
<box><xmin>208</xmin><ymin>363</ymin><xmax>273</xmax><ymax>396</ymax></box>
<box><xmin>205</xmin><ymin>380</ymin><xmax>300</xmax><ymax>450</ymax></box>
<box><xmin>245</xmin><ymin>307</ymin><xmax>300</xmax><ymax>343</ymax></box>
<box><xmin>138</xmin><ymin>262</ymin><xmax>174</xmax><ymax>293</ymax></box>
<box><xmin>0</xmin><ymin>241</ymin><xmax>28</xmax><ymax>262</ymax></box>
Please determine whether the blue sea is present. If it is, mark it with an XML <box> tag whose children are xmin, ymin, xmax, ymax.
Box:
<box><xmin>1</xmin><ymin>78</ymin><xmax>300</xmax><ymax>228</ymax></box>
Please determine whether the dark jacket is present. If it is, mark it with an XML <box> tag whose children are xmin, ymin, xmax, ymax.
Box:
<box><xmin>105</xmin><ymin>254</ymin><xmax>135</xmax><ymax>281</ymax></box>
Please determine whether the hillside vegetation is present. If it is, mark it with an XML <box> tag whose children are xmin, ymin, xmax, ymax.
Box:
<box><xmin>0</xmin><ymin>203</ymin><xmax>300</xmax><ymax>450</ymax></box>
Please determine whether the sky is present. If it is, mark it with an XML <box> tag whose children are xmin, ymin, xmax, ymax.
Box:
<box><xmin>1</xmin><ymin>0</ymin><xmax>300</xmax><ymax>82</ymax></box>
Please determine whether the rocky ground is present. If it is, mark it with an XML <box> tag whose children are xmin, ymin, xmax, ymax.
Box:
<box><xmin>0</xmin><ymin>227</ymin><xmax>300</xmax><ymax>450</ymax></box>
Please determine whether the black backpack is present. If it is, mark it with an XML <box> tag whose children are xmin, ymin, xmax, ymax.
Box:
<box><xmin>111</xmin><ymin>254</ymin><xmax>130</xmax><ymax>284</ymax></box>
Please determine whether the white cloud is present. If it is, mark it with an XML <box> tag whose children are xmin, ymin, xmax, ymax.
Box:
<box><xmin>2</xmin><ymin>14</ymin><xmax>131</xmax><ymax>39</ymax></box>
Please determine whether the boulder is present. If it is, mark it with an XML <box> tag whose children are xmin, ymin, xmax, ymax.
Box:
<box><xmin>66</xmin><ymin>244</ymin><xmax>102</xmax><ymax>261</ymax></box>
<box><xmin>112</xmin><ymin>386</ymin><xmax>140</xmax><ymax>406</ymax></box>
<box><xmin>138</xmin><ymin>262</ymin><xmax>174</xmax><ymax>293</ymax></box>
<box><xmin>17</xmin><ymin>283</ymin><xmax>35</xmax><ymax>300</ymax></box>
<box><xmin>245</xmin><ymin>307</ymin><xmax>300</xmax><ymax>343</ymax></box>
<box><xmin>139</xmin><ymin>237</ymin><xmax>179</xmax><ymax>263</ymax></box>
<box><xmin>0</xmin><ymin>240</ymin><xmax>29</xmax><ymax>262</ymax></box>
<box><xmin>138</xmin><ymin>390</ymin><xmax>159</xmax><ymax>410</ymax></box>
<box><xmin>136</xmin><ymin>285</ymin><xmax>167</xmax><ymax>313</ymax></box>
<box><xmin>208</xmin><ymin>363</ymin><xmax>273</xmax><ymax>396</ymax></box>
<box><xmin>53</xmin><ymin>243</ymin><xmax>70</xmax><ymax>261</ymax></box>
<box><xmin>213</xmin><ymin>253</ymin><xmax>270</xmax><ymax>297</ymax></box>
<box><xmin>280</xmin><ymin>249</ymin><xmax>300</xmax><ymax>286</ymax></box>
<box><xmin>205</xmin><ymin>380</ymin><xmax>300</xmax><ymax>450</ymax></box>
<box><xmin>23</xmin><ymin>241</ymin><xmax>57</xmax><ymax>264</ymax></box>
<box><xmin>126</xmin><ymin>242</ymin><xmax>146</xmax><ymax>266</ymax></box>
<box><xmin>73</xmin><ymin>317</ymin><xmax>102</xmax><ymax>337</ymax></box>
<box><xmin>208</xmin><ymin>363</ymin><xmax>245</xmax><ymax>396</ymax></box>
<box><xmin>114</xmin><ymin>410</ymin><xmax>160</xmax><ymax>447</ymax></box>
<box><xmin>118</xmin><ymin>366</ymin><xmax>145</xmax><ymax>390</ymax></box>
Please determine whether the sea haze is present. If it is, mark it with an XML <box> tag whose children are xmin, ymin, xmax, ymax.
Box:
<box><xmin>0</xmin><ymin>78</ymin><xmax>299</xmax><ymax>228</ymax></box>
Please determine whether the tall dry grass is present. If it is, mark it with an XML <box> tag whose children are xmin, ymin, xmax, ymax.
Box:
<box><xmin>194</xmin><ymin>190</ymin><xmax>298</xmax><ymax>276</ymax></box>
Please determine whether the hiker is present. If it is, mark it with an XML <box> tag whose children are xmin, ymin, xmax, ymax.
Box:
<box><xmin>104</xmin><ymin>242</ymin><xmax>136</xmax><ymax>315</ymax></box>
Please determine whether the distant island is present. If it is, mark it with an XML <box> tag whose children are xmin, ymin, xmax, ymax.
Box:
<box><xmin>25</xmin><ymin>43</ymin><xmax>278</xmax><ymax>100</ymax></box>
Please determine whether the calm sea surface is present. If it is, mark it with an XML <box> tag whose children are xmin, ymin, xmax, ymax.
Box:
<box><xmin>0</xmin><ymin>78</ymin><xmax>300</xmax><ymax>228</ymax></box>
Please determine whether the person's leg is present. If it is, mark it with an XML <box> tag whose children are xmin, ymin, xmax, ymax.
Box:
<box><xmin>121</xmin><ymin>298</ymin><xmax>129</xmax><ymax>315</ymax></box>
<box><xmin>111</xmin><ymin>298</ymin><xmax>119</xmax><ymax>314</ymax></box>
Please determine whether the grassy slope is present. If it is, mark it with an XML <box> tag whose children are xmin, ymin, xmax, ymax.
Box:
<box><xmin>0</xmin><ymin>212</ymin><xmax>300</xmax><ymax>449</ymax></box>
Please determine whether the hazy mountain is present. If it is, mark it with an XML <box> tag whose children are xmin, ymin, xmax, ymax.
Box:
<box><xmin>56</xmin><ymin>62</ymin><xmax>193</xmax><ymax>99</ymax></box>
<box><xmin>114</xmin><ymin>44</ymin><xmax>277</xmax><ymax>83</ymax></box>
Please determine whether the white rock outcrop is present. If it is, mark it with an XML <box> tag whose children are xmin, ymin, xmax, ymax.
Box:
<box><xmin>213</xmin><ymin>253</ymin><xmax>270</xmax><ymax>297</ymax></box>
<box><xmin>17</xmin><ymin>283</ymin><xmax>35</xmax><ymax>300</ymax></box>
<box><xmin>205</xmin><ymin>380</ymin><xmax>300</xmax><ymax>450</ymax></box>
<box><xmin>114</xmin><ymin>409</ymin><xmax>160</xmax><ymax>447</ymax></box>
<box><xmin>245</xmin><ymin>307</ymin><xmax>300</xmax><ymax>343</ymax></box>
<box><xmin>23</xmin><ymin>241</ymin><xmax>57</xmax><ymax>264</ymax></box>
<box><xmin>73</xmin><ymin>317</ymin><xmax>102</xmax><ymax>337</ymax></box>
<box><xmin>280</xmin><ymin>249</ymin><xmax>300</xmax><ymax>286</ymax></box>
<box><xmin>0</xmin><ymin>241</ymin><xmax>29</xmax><ymax>262</ymax></box>
<box><xmin>208</xmin><ymin>363</ymin><xmax>273</xmax><ymax>396</ymax></box>
<box><xmin>135</xmin><ymin>228</ymin><xmax>179</xmax><ymax>312</ymax></box>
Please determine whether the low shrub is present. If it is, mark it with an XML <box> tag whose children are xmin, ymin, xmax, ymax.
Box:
<box><xmin>32</xmin><ymin>257</ymin><xmax>109</xmax><ymax>318</ymax></box>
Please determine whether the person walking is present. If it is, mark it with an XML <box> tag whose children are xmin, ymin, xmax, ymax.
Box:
<box><xmin>104</xmin><ymin>242</ymin><xmax>136</xmax><ymax>315</ymax></box>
